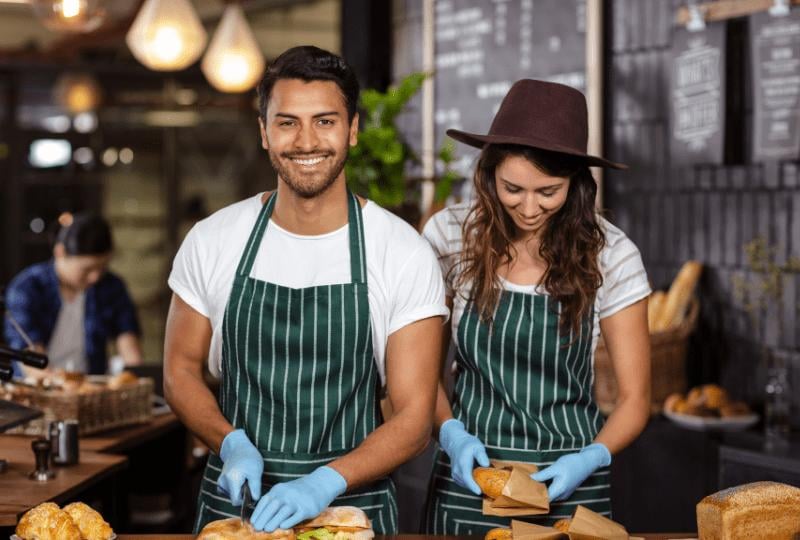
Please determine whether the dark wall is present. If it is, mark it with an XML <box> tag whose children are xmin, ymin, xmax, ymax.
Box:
<box><xmin>605</xmin><ymin>0</ymin><xmax>800</xmax><ymax>423</ymax></box>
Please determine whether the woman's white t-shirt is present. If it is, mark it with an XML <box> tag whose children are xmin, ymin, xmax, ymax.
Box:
<box><xmin>169</xmin><ymin>193</ymin><xmax>449</xmax><ymax>383</ymax></box>
<box><xmin>422</xmin><ymin>202</ymin><xmax>651</xmax><ymax>356</ymax></box>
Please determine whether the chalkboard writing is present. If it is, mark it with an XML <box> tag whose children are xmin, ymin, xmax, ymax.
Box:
<box><xmin>669</xmin><ymin>25</ymin><xmax>726</xmax><ymax>165</ymax></box>
<box><xmin>751</xmin><ymin>10</ymin><xmax>800</xmax><ymax>161</ymax></box>
<box><xmin>433</xmin><ymin>0</ymin><xmax>586</xmax><ymax>179</ymax></box>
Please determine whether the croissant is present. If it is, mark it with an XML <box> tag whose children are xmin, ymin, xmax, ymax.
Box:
<box><xmin>16</xmin><ymin>502</ymin><xmax>82</xmax><ymax>540</ymax></box>
<box><xmin>63</xmin><ymin>502</ymin><xmax>114</xmax><ymax>540</ymax></box>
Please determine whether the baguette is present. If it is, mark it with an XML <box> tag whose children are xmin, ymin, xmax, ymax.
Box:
<box><xmin>647</xmin><ymin>290</ymin><xmax>666</xmax><ymax>332</ymax></box>
<box><xmin>654</xmin><ymin>261</ymin><xmax>702</xmax><ymax>331</ymax></box>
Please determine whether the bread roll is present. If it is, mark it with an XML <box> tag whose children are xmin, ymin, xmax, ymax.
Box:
<box><xmin>701</xmin><ymin>384</ymin><xmax>728</xmax><ymax>410</ymax></box>
<box><xmin>663</xmin><ymin>393</ymin><xmax>684</xmax><ymax>413</ymax></box>
<box><xmin>696</xmin><ymin>481</ymin><xmax>800</xmax><ymax>539</ymax></box>
<box><xmin>552</xmin><ymin>518</ymin><xmax>571</xmax><ymax>532</ymax></box>
<box><xmin>647</xmin><ymin>291</ymin><xmax>666</xmax><ymax>332</ymax></box>
<box><xmin>654</xmin><ymin>261</ymin><xmax>702</xmax><ymax>331</ymax></box>
<box><xmin>16</xmin><ymin>502</ymin><xmax>81</xmax><ymax>540</ymax></box>
<box><xmin>484</xmin><ymin>527</ymin><xmax>512</xmax><ymax>540</ymax></box>
<box><xmin>197</xmin><ymin>517</ymin><xmax>295</xmax><ymax>539</ymax></box>
<box><xmin>63</xmin><ymin>502</ymin><xmax>114</xmax><ymax>540</ymax></box>
<box><xmin>472</xmin><ymin>467</ymin><xmax>511</xmax><ymax>499</ymax></box>
<box><xmin>687</xmin><ymin>387</ymin><xmax>705</xmax><ymax>408</ymax></box>
<box><xmin>108</xmin><ymin>371</ymin><xmax>138</xmax><ymax>390</ymax></box>
<box><xmin>295</xmin><ymin>506</ymin><xmax>374</xmax><ymax>540</ymax></box>
<box><xmin>720</xmin><ymin>401</ymin><xmax>751</xmax><ymax>418</ymax></box>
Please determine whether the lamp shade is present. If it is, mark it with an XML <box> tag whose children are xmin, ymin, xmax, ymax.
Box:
<box><xmin>126</xmin><ymin>0</ymin><xmax>207</xmax><ymax>71</ymax></box>
<box><xmin>30</xmin><ymin>0</ymin><xmax>105</xmax><ymax>33</ymax></box>
<box><xmin>201</xmin><ymin>4</ymin><xmax>265</xmax><ymax>93</ymax></box>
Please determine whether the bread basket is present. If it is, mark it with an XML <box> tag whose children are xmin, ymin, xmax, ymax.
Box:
<box><xmin>593</xmin><ymin>297</ymin><xmax>699</xmax><ymax>415</ymax></box>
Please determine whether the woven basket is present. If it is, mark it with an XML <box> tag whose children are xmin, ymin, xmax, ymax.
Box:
<box><xmin>2</xmin><ymin>377</ymin><xmax>153</xmax><ymax>436</ymax></box>
<box><xmin>593</xmin><ymin>298</ymin><xmax>699</xmax><ymax>415</ymax></box>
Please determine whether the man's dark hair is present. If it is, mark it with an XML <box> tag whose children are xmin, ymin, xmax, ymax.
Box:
<box><xmin>54</xmin><ymin>212</ymin><xmax>113</xmax><ymax>256</ymax></box>
<box><xmin>257</xmin><ymin>46</ymin><xmax>360</xmax><ymax>123</ymax></box>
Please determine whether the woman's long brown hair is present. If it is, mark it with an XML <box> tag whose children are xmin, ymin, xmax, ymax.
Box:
<box><xmin>452</xmin><ymin>144</ymin><xmax>605</xmax><ymax>335</ymax></box>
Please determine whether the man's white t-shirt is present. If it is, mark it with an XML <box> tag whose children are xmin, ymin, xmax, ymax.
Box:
<box><xmin>169</xmin><ymin>193</ymin><xmax>449</xmax><ymax>383</ymax></box>
<box><xmin>47</xmin><ymin>291</ymin><xmax>87</xmax><ymax>373</ymax></box>
<box><xmin>422</xmin><ymin>203</ymin><xmax>651</xmax><ymax>356</ymax></box>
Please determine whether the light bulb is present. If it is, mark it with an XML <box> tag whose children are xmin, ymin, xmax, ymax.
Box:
<box><xmin>54</xmin><ymin>73</ymin><xmax>102</xmax><ymax>114</ymax></box>
<box><xmin>126</xmin><ymin>0</ymin><xmax>207</xmax><ymax>71</ymax></box>
<box><xmin>31</xmin><ymin>0</ymin><xmax>105</xmax><ymax>33</ymax></box>
<box><xmin>201</xmin><ymin>5</ymin><xmax>265</xmax><ymax>93</ymax></box>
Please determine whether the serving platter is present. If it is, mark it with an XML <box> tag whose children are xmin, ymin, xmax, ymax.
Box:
<box><xmin>663</xmin><ymin>410</ymin><xmax>759</xmax><ymax>432</ymax></box>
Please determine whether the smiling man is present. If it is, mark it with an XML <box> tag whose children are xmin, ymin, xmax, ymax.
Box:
<box><xmin>163</xmin><ymin>46</ymin><xmax>448</xmax><ymax>534</ymax></box>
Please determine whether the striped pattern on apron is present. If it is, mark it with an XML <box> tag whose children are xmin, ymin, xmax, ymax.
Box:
<box><xmin>196</xmin><ymin>191</ymin><xmax>397</xmax><ymax>533</ymax></box>
<box><xmin>427</xmin><ymin>290</ymin><xmax>610</xmax><ymax>533</ymax></box>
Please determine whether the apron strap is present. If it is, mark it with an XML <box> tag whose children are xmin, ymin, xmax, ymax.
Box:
<box><xmin>234</xmin><ymin>190</ymin><xmax>368</xmax><ymax>286</ymax></box>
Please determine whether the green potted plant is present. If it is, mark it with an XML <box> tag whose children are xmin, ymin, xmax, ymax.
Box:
<box><xmin>346</xmin><ymin>72</ymin><xmax>460</xmax><ymax>224</ymax></box>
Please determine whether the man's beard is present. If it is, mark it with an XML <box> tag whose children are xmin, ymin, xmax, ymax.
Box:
<box><xmin>268</xmin><ymin>147</ymin><xmax>349</xmax><ymax>199</ymax></box>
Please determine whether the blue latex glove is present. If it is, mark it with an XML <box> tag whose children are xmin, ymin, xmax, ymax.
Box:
<box><xmin>251</xmin><ymin>466</ymin><xmax>347</xmax><ymax>532</ymax></box>
<box><xmin>217</xmin><ymin>429</ymin><xmax>264</xmax><ymax>505</ymax></box>
<box><xmin>531</xmin><ymin>443</ymin><xmax>611</xmax><ymax>502</ymax></box>
<box><xmin>439</xmin><ymin>418</ymin><xmax>490</xmax><ymax>495</ymax></box>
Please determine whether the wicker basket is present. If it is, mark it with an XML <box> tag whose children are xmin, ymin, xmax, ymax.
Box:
<box><xmin>2</xmin><ymin>377</ymin><xmax>154</xmax><ymax>436</ymax></box>
<box><xmin>593</xmin><ymin>298</ymin><xmax>699</xmax><ymax>415</ymax></box>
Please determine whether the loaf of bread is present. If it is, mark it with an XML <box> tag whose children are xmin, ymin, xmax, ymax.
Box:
<box><xmin>653</xmin><ymin>261</ymin><xmax>702</xmax><ymax>331</ymax></box>
<box><xmin>473</xmin><ymin>467</ymin><xmax>511</xmax><ymax>499</ymax></box>
<box><xmin>696</xmin><ymin>481</ymin><xmax>800</xmax><ymax>539</ymax></box>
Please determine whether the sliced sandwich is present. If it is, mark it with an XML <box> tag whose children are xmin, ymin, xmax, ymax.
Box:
<box><xmin>295</xmin><ymin>506</ymin><xmax>374</xmax><ymax>540</ymax></box>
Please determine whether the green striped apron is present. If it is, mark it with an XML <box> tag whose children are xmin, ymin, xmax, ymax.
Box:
<box><xmin>426</xmin><ymin>290</ymin><xmax>609</xmax><ymax>534</ymax></box>
<box><xmin>195</xmin><ymin>191</ymin><xmax>397</xmax><ymax>533</ymax></box>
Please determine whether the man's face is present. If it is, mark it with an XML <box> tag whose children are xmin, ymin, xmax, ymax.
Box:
<box><xmin>259</xmin><ymin>78</ymin><xmax>358</xmax><ymax>198</ymax></box>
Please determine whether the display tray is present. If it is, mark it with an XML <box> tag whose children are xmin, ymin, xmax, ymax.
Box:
<box><xmin>663</xmin><ymin>409</ymin><xmax>759</xmax><ymax>432</ymax></box>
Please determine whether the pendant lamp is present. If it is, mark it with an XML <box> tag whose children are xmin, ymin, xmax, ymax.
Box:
<box><xmin>30</xmin><ymin>0</ymin><xmax>105</xmax><ymax>33</ymax></box>
<box><xmin>201</xmin><ymin>4</ymin><xmax>265</xmax><ymax>93</ymax></box>
<box><xmin>126</xmin><ymin>0</ymin><xmax>207</xmax><ymax>71</ymax></box>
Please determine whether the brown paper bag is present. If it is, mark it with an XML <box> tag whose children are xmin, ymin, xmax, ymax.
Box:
<box><xmin>567</xmin><ymin>505</ymin><xmax>628</xmax><ymax>540</ymax></box>
<box><xmin>482</xmin><ymin>459</ymin><xmax>549</xmax><ymax>516</ymax></box>
<box><xmin>511</xmin><ymin>519</ymin><xmax>564</xmax><ymax>540</ymax></box>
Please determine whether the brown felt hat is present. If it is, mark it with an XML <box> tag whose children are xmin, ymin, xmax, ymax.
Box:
<box><xmin>446</xmin><ymin>79</ymin><xmax>627</xmax><ymax>170</ymax></box>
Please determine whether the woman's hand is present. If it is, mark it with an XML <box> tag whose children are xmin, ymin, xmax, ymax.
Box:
<box><xmin>531</xmin><ymin>443</ymin><xmax>611</xmax><ymax>501</ymax></box>
<box><xmin>439</xmin><ymin>418</ymin><xmax>490</xmax><ymax>495</ymax></box>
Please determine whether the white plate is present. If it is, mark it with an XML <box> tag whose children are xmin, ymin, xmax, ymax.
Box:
<box><xmin>663</xmin><ymin>409</ymin><xmax>759</xmax><ymax>432</ymax></box>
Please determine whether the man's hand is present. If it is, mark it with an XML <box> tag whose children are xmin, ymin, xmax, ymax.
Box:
<box><xmin>251</xmin><ymin>466</ymin><xmax>346</xmax><ymax>532</ymax></box>
<box><xmin>217</xmin><ymin>429</ymin><xmax>264</xmax><ymax>505</ymax></box>
<box><xmin>531</xmin><ymin>443</ymin><xmax>611</xmax><ymax>501</ymax></box>
<box><xmin>439</xmin><ymin>418</ymin><xmax>490</xmax><ymax>495</ymax></box>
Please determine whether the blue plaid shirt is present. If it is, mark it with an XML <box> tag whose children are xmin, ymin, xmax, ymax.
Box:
<box><xmin>3</xmin><ymin>260</ymin><xmax>140</xmax><ymax>375</ymax></box>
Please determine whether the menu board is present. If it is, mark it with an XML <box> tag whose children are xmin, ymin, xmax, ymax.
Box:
<box><xmin>669</xmin><ymin>25</ymin><xmax>727</xmax><ymax>165</ymax></box>
<box><xmin>751</xmin><ymin>10</ymin><xmax>800</xmax><ymax>161</ymax></box>
<box><xmin>434</xmin><ymin>0</ymin><xmax>587</xmax><ymax>178</ymax></box>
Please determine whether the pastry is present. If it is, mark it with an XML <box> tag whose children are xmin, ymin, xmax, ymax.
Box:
<box><xmin>16</xmin><ymin>502</ymin><xmax>81</xmax><ymax>540</ymax></box>
<box><xmin>63</xmin><ymin>502</ymin><xmax>114</xmax><ymax>540</ymax></box>
<box><xmin>473</xmin><ymin>467</ymin><xmax>511</xmax><ymax>499</ymax></box>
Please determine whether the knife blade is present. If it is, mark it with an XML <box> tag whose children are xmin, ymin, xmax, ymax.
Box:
<box><xmin>240</xmin><ymin>479</ymin><xmax>253</xmax><ymax>525</ymax></box>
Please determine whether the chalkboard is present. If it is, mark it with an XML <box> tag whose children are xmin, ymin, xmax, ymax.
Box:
<box><xmin>669</xmin><ymin>25</ymin><xmax>727</xmax><ymax>165</ymax></box>
<box><xmin>433</xmin><ymin>0</ymin><xmax>587</xmax><ymax>180</ymax></box>
<box><xmin>751</xmin><ymin>10</ymin><xmax>800</xmax><ymax>161</ymax></box>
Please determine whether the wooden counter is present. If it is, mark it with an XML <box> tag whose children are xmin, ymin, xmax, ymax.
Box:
<box><xmin>0</xmin><ymin>436</ymin><xmax>127</xmax><ymax>526</ymax></box>
<box><xmin>0</xmin><ymin>412</ymin><xmax>182</xmax><ymax>527</ymax></box>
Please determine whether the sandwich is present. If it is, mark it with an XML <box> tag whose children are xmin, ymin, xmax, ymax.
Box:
<box><xmin>197</xmin><ymin>517</ymin><xmax>294</xmax><ymax>539</ymax></box>
<box><xmin>295</xmin><ymin>506</ymin><xmax>374</xmax><ymax>540</ymax></box>
<box><xmin>473</xmin><ymin>467</ymin><xmax>511</xmax><ymax>499</ymax></box>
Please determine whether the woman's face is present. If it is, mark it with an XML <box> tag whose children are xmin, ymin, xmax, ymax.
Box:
<box><xmin>494</xmin><ymin>155</ymin><xmax>571</xmax><ymax>237</ymax></box>
<box><xmin>54</xmin><ymin>244</ymin><xmax>111</xmax><ymax>290</ymax></box>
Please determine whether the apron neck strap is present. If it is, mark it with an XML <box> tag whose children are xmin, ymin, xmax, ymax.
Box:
<box><xmin>235</xmin><ymin>190</ymin><xmax>368</xmax><ymax>285</ymax></box>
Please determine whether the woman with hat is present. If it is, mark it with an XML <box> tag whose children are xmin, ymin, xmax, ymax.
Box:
<box><xmin>423</xmin><ymin>79</ymin><xmax>651</xmax><ymax>531</ymax></box>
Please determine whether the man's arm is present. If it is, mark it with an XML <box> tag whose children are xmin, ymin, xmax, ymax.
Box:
<box><xmin>328</xmin><ymin>314</ymin><xmax>443</xmax><ymax>488</ymax></box>
<box><xmin>163</xmin><ymin>293</ymin><xmax>233</xmax><ymax>453</ymax></box>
